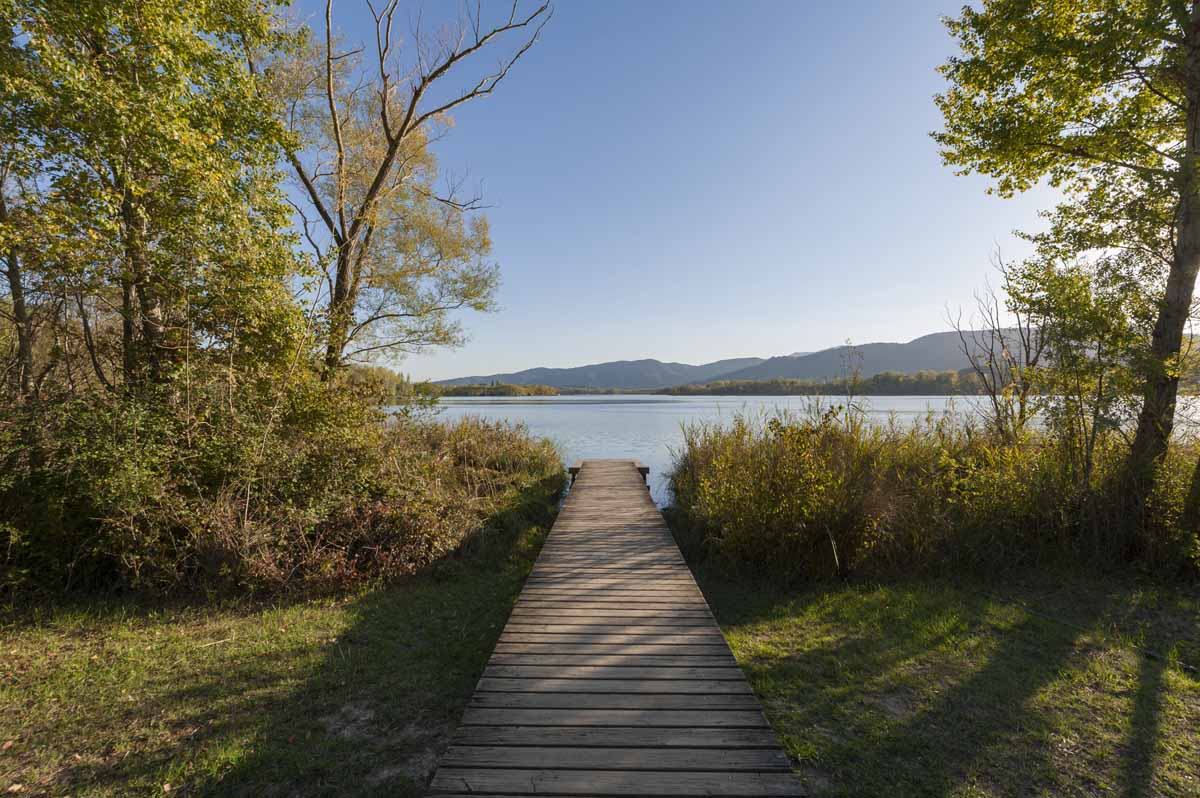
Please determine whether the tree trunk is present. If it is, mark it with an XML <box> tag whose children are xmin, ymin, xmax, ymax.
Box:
<box><xmin>1126</xmin><ymin>17</ymin><xmax>1200</xmax><ymax>487</ymax></box>
<box><xmin>3</xmin><ymin>247</ymin><xmax>33</xmax><ymax>399</ymax></box>
<box><xmin>121</xmin><ymin>275</ymin><xmax>137</xmax><ymax>382</ymax></box>
<box><xmin>323</xmin><ymin>246</ymin><xmax>354</xmax><ymax>374</ymax></box>
<box><xmin>0</xmin><ymin>195</ymin><xmax>33</xmax><ymax>399</ymax></box>
<box><xmin>1126</xmin><ymin>231</ymin><xmax>1200</xmax><ymax>471</ymax></box>
<box><xmin>120</xmin><ymin>189</ymin><xmax>166</xmax><ymax>384</ymax></box>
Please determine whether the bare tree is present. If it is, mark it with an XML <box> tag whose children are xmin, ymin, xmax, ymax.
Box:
<box><xmin>269</xmin><ymin>0</ymin><xmax>551</xmax><ymax>374</ymax></box>
<box><xmin>950</xmin><ymin>254</ymin><xmax>1046</xmax><ymax>441</ymax></box>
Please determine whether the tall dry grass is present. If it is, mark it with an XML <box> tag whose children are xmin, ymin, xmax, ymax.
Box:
<box><xmin>1</xmin><ymin>383</ymin><xmax>563</xmax><ymax>596</ymax></box>
<box><xmin>669</xmin><ymin>405</ymin><xmax>1198</xmax><ymax>580</ymax></box>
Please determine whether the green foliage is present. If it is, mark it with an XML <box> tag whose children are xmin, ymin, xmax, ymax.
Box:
<box><xmin>437</xmin><ymin>383</ymin><xmax>561</xmax><ymax>397</ymax></box>
<box><xmin>936</xmin><ymin>1</ymin><xmax>1181</xmax><ymax>200</ymax></box>
<box><xmin>666</xmin><ymin>371</ymin><xmax>982</xmax><ymax>396</ymax></box>
<box><xmin>670</xmin><ymin>412</ymin><xmax>872</xmax><ymax>578</ymax></box>
<box><xmin>0</xmin><ymin>1</ymin><xmax>559</xmax><ymax>599</ymax></box>
<box><xmin>2</xmin><ymin>0</ymin><xmax>305</xmax><ymax>386</ymax></box>
<box><xmin>346</xmin><ymin>363</ymin><xmax>440</xmax><ymax>404</ymax></box>
<box><xmin>936</xmin><ymin>0</ymin><xmax>1200</xmax><ymax>474</ymax></box>
<box><xmin>670</xmin><ymin>409</ymin><xmax>1199</xmax><ymax>582</ymax></box>
<box><xmin>1009</xmin><ymin>255</ymin><xmax>1153</xmax><ymax>483</ymax></box>
<box><xmin>0</xmin><ymin>384</ymin><xmax>562</xmax><ymax>594</ymax></box>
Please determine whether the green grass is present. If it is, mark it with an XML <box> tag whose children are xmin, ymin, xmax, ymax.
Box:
<box><xmin>695</xmin><ymin>569</ymin><xmax>1200</xmax><ymax>797</ymax></box>
<box><xmin>0</xmin><ymin>478</ymin><xmax>561</xmax><ymax>797</ymax></box>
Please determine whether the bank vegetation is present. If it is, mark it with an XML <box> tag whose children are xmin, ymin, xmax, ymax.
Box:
<box><xmin>0</xmin><ymin>0</ymin><xmax>558</xmax><ymax>598</ymax></box>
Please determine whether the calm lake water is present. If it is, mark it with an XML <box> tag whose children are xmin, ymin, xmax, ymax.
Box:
<box><xmin>429</xmin><ymin>395</ymin><xmax>987</xmax><ymax>505</ymax></box>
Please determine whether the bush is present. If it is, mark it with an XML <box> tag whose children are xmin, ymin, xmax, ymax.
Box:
<box><xmin>0</xmin><ymin>379</ymin><xmax>562</xmax><ymax>596</ymax></box>
<box><xmin>669</xmin><ymin>406</ymin><xmax>1199</xmax><ymax>581</ymax></box>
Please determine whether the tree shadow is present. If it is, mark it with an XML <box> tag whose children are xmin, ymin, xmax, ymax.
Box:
<box><xmin>1119</xmin><ymin>652</ymin><xmax>1167</xmax><ymax>798</ymax></box>
<box><xmin>691</xmin><ymin>568</ymin><xmax>1190</xmax><ymax>797</ymax></box>
<box><xmin>853</xmin><ymin>610</ymin><xmax>1104</xmax><ymax>796</ymax></box>
<box><xmin>39</xmin><ymin>474</ymin><xmax>562</xmax><ymax>797</ymax></box>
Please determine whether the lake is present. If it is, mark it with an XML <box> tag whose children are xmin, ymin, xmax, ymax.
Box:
<box><xmin>429</xmin><ymin>395</ymin><xmax>988</xmax><ymax>505</ymax></box>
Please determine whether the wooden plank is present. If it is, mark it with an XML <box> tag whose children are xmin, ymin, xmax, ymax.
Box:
<box><xmin>518</xmin><ymin>591</ymin><xmax>704</xmax><ymax>597</ymax></box>
<box><xmin>532</xmin><ymin>563</ymin><xmax>688</xmax><ymax>568</ymax></box>
<box><xmin>534</xmin><ymin>556</ymin><xmax>681</xmax><ymax>560</ymax></box>
<box><xmin>493</xmin><ymin>642</ymin><xmax>735</xmax><ymax>656</ymax></box>
<box><xmin>530</xmin><ymin>568</ymin><xmax>689</xmax><ymax>575</ymax></box>
<box><xmin>499</xmin><ymin>632</ymin><xmax>722</xmax><ymax>644</ymax></box>
<box><xmin>428</xmin><ymin>769</ymin><xmax>804</xmax><ymax>796</ymax></box>
<box><xmin>532</xmin><ymin>556</ymin><xmax>685</xmax><ymax>561</ymax></box>
<box><xmin>507</xmin><ymin>611</ymin><xmax>715</xmax><ymax>624</ymax></box>
<box><xmin>516</xmin><ymin>597</ymin><xmax>711</xmax><ymax>607</ymax></box>
<box><xmin>501</xmin><ymin>624</ymin><xmax>723</xmax><ymax>636</ymax></box>
<box><xmin>469</xmin><ymin>693</ymin><xmax>761</xmax><ymax>709</ymax></box>
<box><xmin>507</xmin><ymin>612</ymin><xmax>716</xmax><ymax>621</ymax></box>
<box><xmin>487</xmin><ymin>653</ymin><xmax>736</xmax><ymax>667</ymax></box>
<box><xmin>519</xmin><ymin>586</ymin><xmax>702</xmax><ymax>592</ymax></box>
<box><xmin>483</xmin><ymin>665</ymin><xmax>745</xmax><ymax>680</ymax></box>
<box><xmin>507</xmin><ymin>608</ymin><xmax>714</xmax><ymax>620</ymax></box>
<box><xmin>522</xmin><ymin>580</ymin><xmax>700</xmax><ymax>588</ymax></box>
<box><xmin>450</xmin><ymin>726</ymin><xmax>785</xmax><ymax>748</ymax></box>
<box><xmin>476</xmin><ymin>678</ymin><xmax>754</xmax><ymax>694</ymax></box>
<box><xmin>515</xmin><ymin>601</ymin><xmax>713</xmax><ymax>611</ymax></box>
<box><xmin>461</xmin><ymin>708</ymin><xmax>768</xmax><ymax>727</ymax></box>
<box><xmin>439</xmin><ymin>746</ymin><xmax>792</xmax><ymax>772</ymax></box>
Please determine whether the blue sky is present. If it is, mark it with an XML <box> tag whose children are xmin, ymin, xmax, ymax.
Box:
<box><xmin>295</xmin><ymin>1</ymin><xmax>1055</xmax><ymax>381</ymax></box>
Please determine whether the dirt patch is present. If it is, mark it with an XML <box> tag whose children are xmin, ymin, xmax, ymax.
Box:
<box><xmin>364</xmin><ymin>748</ymin><xmax>439</xmax><ymax>789</ymax></box>
<box><xmin>869</xmin><ymin>688</ymin><xmax>916</xmax><ymax>719</ymax></box>
<box><xmin>320</xmin><ymin>703</ymin><xmax>454</xmax><ymax>789</ymax></box>
<box><xmin>798</xmin><ymin>767</ymin><xmax>834</xmax><ymax>793</ymax></box>
<box><xmin>321</xmin><ymin>702</ymin><xmax>378</xmax><ymax>742</ymax></box>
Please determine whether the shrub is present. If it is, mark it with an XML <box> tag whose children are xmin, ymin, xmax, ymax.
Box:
<box><xmin>0</xmin><ymin>381</ymin><xmax>562</xmax><ymax>596</ymax></box>
<box><xmin>669</xmin><ymin>407</ymin><xmax>1199</xmax><ymax>581</ymax></box>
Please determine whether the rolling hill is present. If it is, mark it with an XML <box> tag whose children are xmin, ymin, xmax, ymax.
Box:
<box><xmin>437</xmin><ymin>331</ymin><xmax>989</xmax><ymax>390</ymax></box>
<box><xmin>436</xmin><ymin>357</ymin><xmax>766</xmax><ymax>390</ymax></box>
<box><xmin>710</xmin><ymin>331</ymin><xmax>976</xmax><ymax>382</ymax></box>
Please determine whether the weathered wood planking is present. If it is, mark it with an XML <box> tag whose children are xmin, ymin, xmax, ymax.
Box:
<box><xmin>427</xmin><ymin>460</ymin><xmax>803</xmax><ymax>797</ymax></box>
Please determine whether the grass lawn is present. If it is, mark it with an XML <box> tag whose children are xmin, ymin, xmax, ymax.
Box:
<box><xmin>0</xmin><ymin>477</ymin><xmax>561</xmax><ymax>797</ymax></box>
<box><xmin>696</xmin><ymin>568</ymin><xmax>1200</xmax><ymax>797</ymax></box>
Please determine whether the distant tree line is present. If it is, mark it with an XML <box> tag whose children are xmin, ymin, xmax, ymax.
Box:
<box><xmin>665</xmin><ymin>370</ymin><xmax>983</xmax><ymax>396</ymax></box>
<box><xmin>436</xmin><ymin>383</ymin><xmax>559</xmax><ymax>397</ymax></box>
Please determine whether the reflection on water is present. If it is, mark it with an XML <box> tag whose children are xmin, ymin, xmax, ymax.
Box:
<box><xmin>424</xmin><ymin>395</ymin><xmax>988</xmax><ymax>506</ymax></box>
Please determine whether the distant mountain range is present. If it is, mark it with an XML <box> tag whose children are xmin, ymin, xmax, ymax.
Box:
<box><xmin>436</xmin><ymin>357</ymin><xmax>766</xmax><ymax>390</ymax></box>
<box><xmin>436</xmin><ymin>331</ymin><xmax>982</xmax><ymax>390</ymax></box>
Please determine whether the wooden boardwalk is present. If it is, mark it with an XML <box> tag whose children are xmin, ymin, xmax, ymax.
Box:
<box><xmin>428</xmin><ymin>459</ymin><xmax>803</xmax><ymax>797</ymax></box>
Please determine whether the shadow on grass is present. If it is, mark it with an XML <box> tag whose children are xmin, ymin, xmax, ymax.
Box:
<box><xmin>31</xmin><ymin>474</ymin><xmax>562</xmax><ymax>798</ymax></box>
<box><xmin>1120</xmin><ymin>652</ymin><xmax>1167</xmax><ymax>798</ymax></box>
<box><xmin>203</xmin><ymin>474</ymin><xmax>562</xmax><ymax>798</ymax></box>
<box><xmin>691</xmin><ymin>565</ymin><xmax>1190</xmax><ymax>798</ymax></box>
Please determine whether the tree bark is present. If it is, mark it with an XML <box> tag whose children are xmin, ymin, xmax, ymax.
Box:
<box><xmin>1126</xmin><ymin>11</ymin><xmax>1200</xmax><ymax>486</ymax></box>
<box><xmin>323</xmin><ymin>246</ymin><xmax>354</xmax><ymax>374</ymax></box>
<box><xmin>120</xmin><ymin>275</ymin><xmax>137</xmax><ymax>382</ymax></box>
<box><xmin>1127</xmin><ymin>214</ymin><xmax>1200</xmax><ymax>471</ymax></box>
<box><xmin>120</xmin><ymin>188</ymin><xmax>166</xmax><ymax>384</ymax></box>
<box><xmin>3</xmin><ymin>248</ymin><xmax>33</xmax><ymax>399</ymax></box>
<box><xmin>0</xmin><ymin>194</ymin><xmax>33</xmax><ymax>399</ymax></box>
